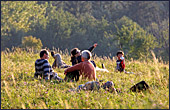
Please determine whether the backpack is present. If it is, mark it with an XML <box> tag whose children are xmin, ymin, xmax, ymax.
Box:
<box><xmin>129</xmin><ymin>80</ymin><xmax>149</xmax><ymax>92</ymax></box>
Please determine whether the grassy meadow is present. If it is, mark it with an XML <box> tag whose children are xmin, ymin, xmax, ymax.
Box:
<box><xmin>1</xmin><ymin>48</ymin><xmax>169</xmax><ymax>109</ymax></box>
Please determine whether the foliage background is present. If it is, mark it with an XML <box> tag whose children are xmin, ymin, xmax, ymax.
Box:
<box><xmin>1</xmin><ymin>1</ymin><xmax>169</xmax><ymax>61</ymax></box>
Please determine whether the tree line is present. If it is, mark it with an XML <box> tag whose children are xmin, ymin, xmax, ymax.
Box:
<box><xmin>1</xmin><ymin>1</ymin><xmax>169</xmax><ymax>61</ymax></box>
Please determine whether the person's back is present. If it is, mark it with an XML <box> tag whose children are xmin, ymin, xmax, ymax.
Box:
<box><xmin>80</xmin><ymin>61</ymin><xmax>96</xmax><ymax>80</ymax></box>
<box><xmin>35</xmin><ymin>59</ymin><xmax>53</xmax><ymax>78</ymax></box>
<box><xmin>34</xmin><ymin>49</ymin><xmax>63</xmax><ymax>81</ymax></box>
<box><xmin>65</xmin><ymin>60</ymin><xmax>96</xmax><ymax>80</ymax></box>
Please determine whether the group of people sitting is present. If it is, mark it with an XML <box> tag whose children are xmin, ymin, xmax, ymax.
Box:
<box><xmin>34</xmin><ymin>43</ymin><xmax>126</xmax><ymax>92</ymax></box>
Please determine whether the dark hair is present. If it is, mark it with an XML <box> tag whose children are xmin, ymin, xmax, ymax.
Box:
<box><xmin>71</xmin><ymin>48</ymin><xmax>80</xmax><ymax>56</ymax></box>
<box><xmin>51</xmin><ymin>51</ymin><xmax>55</xmax><ymax>57</ymax></box>
<box><xmin>40</xmin><ymin>49</ymin><xmax>48</xmax><ymax>58</ymax></box>
<box><xmin>116</xmin><ymin>50</ymin><xmax>124</xmax><ymax>56</ymax></box>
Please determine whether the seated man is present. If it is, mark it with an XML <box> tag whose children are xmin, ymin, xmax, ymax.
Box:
<box><xmin>34</xmin><ymin>49</ymin><xmax>63</xmax><ymax>81</ymax></box>
<box><xmin>64</xmin><ymin>50</ymin><xmax>96</xmax><ymax>81</ymax></box>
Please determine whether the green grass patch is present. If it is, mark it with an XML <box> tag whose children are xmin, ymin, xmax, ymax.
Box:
<box><xmin>1</xmin><ymin>48</ymin><xmax>169</xmax><ymax>109</ymax></box>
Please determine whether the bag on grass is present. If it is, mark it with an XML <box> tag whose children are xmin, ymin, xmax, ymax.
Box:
<box><xmin>129</xmin><ymin>80</ymin><xmax>149</xmax><ymax>92</ymax></box>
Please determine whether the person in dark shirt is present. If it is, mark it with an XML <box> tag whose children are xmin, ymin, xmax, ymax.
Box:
<box><xmin>50</xmin><ymin>43</ymin><xmax>97</xmax><ymax>69</ymax></box>
<box><xmin>115</xmin><ymin>50</ymin><xmax>125</xmax><ymax>72</ymax></box>
<box><xmin>70</xmin><ymin>43</ymin><xmax>98</xmax><ymax>66</ymax></box>
<box><xmin>68</xmin><ymin>43</ymin><xmax>109</xmax><ymax>81</ymax></box>
<box><xmin>50</xmin><ymin>43</ymin><xmax>98</xmax><ymax>82</ymax></box>
<box><xmin>70</xmin><ymin>43</ymin><xmax>108</xmax><ymax>71</ymax></box>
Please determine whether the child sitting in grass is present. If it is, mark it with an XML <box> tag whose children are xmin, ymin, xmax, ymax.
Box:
<box><xmin>115</xmin><ymin>50</ymin><xmax>125</xmax><ymax>73</ymax></box>
<box><xmin>115</xmin><ymin>50</ymin><xmax>135</xmax><ymax>74</ymax></box>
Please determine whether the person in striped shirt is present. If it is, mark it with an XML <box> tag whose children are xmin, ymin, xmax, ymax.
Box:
<box><xmin>34</xmin><ymin>49</ymin><xmax>63</xmax><ymax>81</ymax></box>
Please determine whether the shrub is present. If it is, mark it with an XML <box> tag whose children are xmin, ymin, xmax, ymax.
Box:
<box><xmin>21</xmin><ymin>36</ymin><xmax>43</xmax><ymax>51</ymax></box>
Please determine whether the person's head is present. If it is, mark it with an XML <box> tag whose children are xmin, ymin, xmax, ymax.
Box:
<box><xmin>116</xmin><ymin>50</ymin><xmax>124</xmax><ymax>59</ymax></box>
<box><xmin>40</xmin><ymin>49</ymin><xmax>49</xmax><ymax>59</ymax></box>
<box><xmin>81</xmin><ymin>50</ymin><xmax>92</xmax><ymax>61</ymax></box>
<box><xmin>71</xmin><ymin>48</ymin><xmax>81</xmax><ymax>57</ymax></box>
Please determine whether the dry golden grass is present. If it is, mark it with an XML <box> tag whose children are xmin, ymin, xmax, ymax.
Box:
<box><xmin>1</xmin><ymin>48</ymin><xmax>169</xmax><ymax>109</ymax></box>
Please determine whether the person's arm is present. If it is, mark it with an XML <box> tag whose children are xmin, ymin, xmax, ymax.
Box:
<box><xmin>64</xmin><ymin>63</ymin><xmax>82</xmax><ymax>73</ymax></box>
<box><xmin>88</xmin><ymin>43</ymin><xmax>97</xmax><ymax>52</ymax></box>
<box><xmin>35</xmin><ymin>61</ymin><xmax>37</xmax><ymax>73</ymax></box>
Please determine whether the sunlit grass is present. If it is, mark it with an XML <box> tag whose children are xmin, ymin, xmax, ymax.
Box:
<box><xmin>1</xmin><ymin>47</ymin><xmax>169</xmax><ymax>109</ymax></box>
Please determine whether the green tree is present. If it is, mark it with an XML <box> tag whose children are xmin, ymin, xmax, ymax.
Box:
<box><xmin>1</xmin><ymin>1</ymin><xmax>168</xmax><ymax>61</ymax></box>
<box><xmin>127</xmin><ymin>1</ymin><xmax>167</xmax><ymax>27</ymax></box>
<box><xmin>147</xmin><ymin>19</ymin><xmax>169</xmax><ymax>61</ymax></box>
<box><xmin>45</xmin><ymin>8</ymin><xmax>78</xmax><ymax>49</ymax></box>
<box><xmin>1</xmin><ymin>1</ymin><xmax>47</xmax><ymax>50</ymax></box>
<box><xmin>63</xmin><ymin>1</ymin><xmax>92</xmax><ymax>18</ymax></box>
<box><xmin>106</xmin><ymin>16</ymin><xmax>158</xmax><ymax>59</ymax></box>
